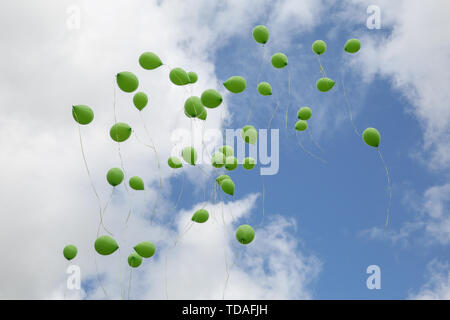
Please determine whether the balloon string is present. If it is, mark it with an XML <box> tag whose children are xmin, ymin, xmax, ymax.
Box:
<box><xmin>173</xmin><ymin>220</ymin><xmax>194</xmax><ymax>247</ymax></box>
<box><xmin>296</xmin><ymin>131</ymin><xmax>327</xmax><ymax>164</ymax></box>
<box><xmin>377</xmin><ymin>148</ymin><xmax>392</xmax><ymax>229</ymax></box>
<box><xmin>308</xmin><ymin>128</ymin><xmax>325</xmax><ymax>154</ymax></box>
<box><xmin>246</xmin><ymin>45</ymin><xmax>267</xmax><ymax>124</ymax></box>
<box><xmin>96</xmin><ymin>188</ymin><xmax>115</xmax><ymax>238</ymax></box>
<box><xmin>222</xmin><ymin>245</ymin><xmax>242</xmax><ymax>300</ymax></box>
<box><xmin>93</xmin><ymin>250</ymin><xmax>109</xmax><ymax>299</ymax></box>
<box><xmin>127</xmin><ymin>269</ymin><xmax>133</xmax><ymax>300</ymax></box>
<box><xmin>164</xmin><ymin>255</ymin><xmax>169</xmax><ymax>300</ymax></box>
<box><xmin>139</xmin><ymin>112</ymin><xmax>163</xmax><ymax>189</ymax></box>
<box><xmin>169</xmin><ymin>169</ymin><xmax>186</xmax><ymax>215</ymax></box>
<box><xmin>285</xmin><ymin>67</ymin><xmax>291</xmax><ymax>129</ymax></box>
<box><xmin>267</xmin><ymin>100</ymin><xmax>281</xmax><ymax>131</ymax></box>
<box><xmin>340</xmin><ymin>75</ymin><xmax>360</xmax><ymax>137</ymax></box>
<box><xmin>258</xmin><ymin>176</ymin><xmax>266</xmax><ymax>228</ymax></box>
<box><xmin>317</xmin><ymin>55</ymin><xmax>327</xmax><ymax>77</ymax></box>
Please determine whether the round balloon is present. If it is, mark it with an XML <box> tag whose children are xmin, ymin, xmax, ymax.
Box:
<box><xmin>169</xmin><ymin>68</ymin><xmax>190</xmax><ymax>86</ymax></box>
<box><xmin>116</xmin><ymin>72</ymin><xmax>139</xmax><ymax>93</ymax></box>
<box><xmin>168</xmin><ymin>156</ymin><xmax>183</xmax><ymax>169</ymax></box>
<box><xmin>181</xmin><ymin>146</ymin><xmax>198</xmax><ymax>165</ymax></box>
<box><xmin>184</xmin><ymin>96</ymin><xmax>205</xmax><ymax>118</ymax></box>
<box><xmin>223</xmin><ymin>76</ymin><xmax>246</xmax><ymax>93</ymax></box>
<box><xmin>72</xmin><ymin>105</ymin><xmax>94</xmax><ymax>125</ymax></box>
<box><xmin>221</xmin><ymin>178</ymin><xmax>235</xmax><ymax>196</ymax></box>
<box><xmin>197</xmin><ymin>108</ymin><xmax>207</xmax><ymax>120</ymax></box>
<box><xmin>129</xmin><ymin>176</ymin><xmax>144</xmax><ymax>190</ymax></box>
<box><xmin>139</xmin><ymin>52</ymin><xmax>162</xmax><ymax>70</ymax></box>
<box><xmin>128</xmin><ymin>252</ymin><xmax>142</xmax><ymax>268</ymax></box>
<box><xmin>107</xmin><ymin>168</ymin><xmax>124</xmax><ymax>186</ymax></box>
<box><xmin>297</xmin><ymin>107</ymin><xmax>312</xmax><ymax>120</ymax></box>
<box><xmin>192</xmin><ymin>209</ymin><xmax>209</xmax><ymax>223</ymax></box>
<box><xmin>110</xmin><ymin>122</ymin><xmax>132</xmax><ymax>142</ymax></box>
<box><xmin>225</xmin><ymin>156</ymin><xmax>238</xmax><ymax>171</ymax></box>
<box><xmin>133</xmin><ymin>92</ymin><xmax>148</xmax><ymax>111</ymax></box>
<box><xmin>316</xmin><ymin>77</ymin><xmax>335</xmax><ymax>92</ymax></box>
<box><xmin>236</xmin><ymin>225</ymin><xmax>255</xmax><ymax>244</ymax></box>
<box><xmin>219</xmin><ymin>145</ymin><xmax>234</xmax><ymax>157</ymax></box>
<box><xmin>201</xmin><ymin>89</ymin><xmax>223</xmax><ymax>108</ymax></box>
<box><xmin>362</xmin><ymin>128</ymin><xmax>380</xmax><ymax>147</ymax></box>
<box><xmin>252</xmin><ymin>25</ymin><xmax>269</xmax><ymax>44</ymax></box>
<box><xmin>344</xmin><ymin>39</ymin><xmax>361</xmax><ymax>53</ymax></box>
<box><xmin>271</xmin><ymin>53</ymin><xmax>288</xmax><ymax>69</ymax></box>
<box><xmin>257</xmin><ymin>82</ymin><xmax>272</xmax><ymax>96</ymax></box>
<box><xmin>134</xmin><ymin>241</ymin><xmax>156</xmax><ymax>258</ymax></box>
<box><xmin>241</xmin><ymin>127</ymin><xmax>258</xmax><ymax>145</ymax></box>
<box><xmin>211</xmin><ymin>152</ymin><xmax>226</xmax><ymax>168</ymax></box>
<box><xmin>63</xmin><ymin>244</ymin><xmax>77</xmax><ymax>261</ymax></box>
<box><xmin>295</xmin><ymin>120</ymin><xmax>308</xmax><ymax>131</ymax></box>
<box><xmin>95</xmin><ymin>235</ymin><xmax>119</xmax><ymax>255</ymax></box>
<box><xmin>243</xmin><ymin>157</ymin><xmax>256</xmax><ymax>170</ymax></box>
<box><xmin>187</xmin><ymin>71</ymin><xmax>198</xmax><ymax>84</ymax></box>
<box><xmin>312</xmin><ymin>40</ymin><xmax>327</xmax><ymax>55</ymax></box>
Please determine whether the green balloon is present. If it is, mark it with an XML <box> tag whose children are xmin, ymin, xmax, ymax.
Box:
<box><xmin>182</xmin><ymin>146</ymin><xmax>198</xmax><ymax>165</ymax></box>
<box><xmin>362</xmin><ymin>128</ymin><xmax>380</xmax><ymax>147</ymax></box>
<box><xmin>316</xmin><ymin>77</ymin><xmax>335</xmax><ymax>92</ymax></box>
<box><xmin>184</xmin><ymin>96</ymin><xmax>205</xmax><ymax>118</ymax></box>
<box><xmin>197</xmin><ymin>108</ymin><xmax>207</xmax><ymax>120</ymax></box>
<box><xmin>139</xmin><ymin>52</ymin><xmax>163</xmax><ymax>70</ymax></box>
<box><xmin>129</xmin><ymin>176</ymin><xmax>144</xmax><ymax>190</ymax></box>
<box><xmin>107</xmin><ymin>168</ymin><xmax>124</xmax><ymax>186</ymax></box>
<box><xmin>241</xmin><ymin>127</ymin><xmax>258</xmax><ymax>145</ymax></box>
<box><xmin>271</xmin><ymin>53</ymin><xmax>288</xmax><ymax>69</ymax></box>
<box><xmin>312</xmin><ymin>40</ymin><xmax>327</xmax><ymax>55</ymax></box>
<box><xmin>216</xmin><ymin>174</ymin><xmax>231</xmax><ymax>185</ymax></box>
<box><xmin>192</xmin><ymin>209</ymin><xmax>209</xmax><ymax>223</ymax></box>
<box><xmin>116</xmin><ymin>72</ymin><xmax>139</xmax><ymax>93</ymax></box>
<box><xmin>169</xmin><ymin>67</ymin><xmax>190</xmax><ymax>86</ymax></box>
<box><xmin>211</xmin><ymin>152</ymin><xmax>226</xmax><ymax>168</ymax></box>
<box><xmin>95</xmin><ymin>235</ymin><xmax>119</xmax><ymax>255</ymax></box>
<box><xmin>243</xmin><ymin>157</ymin><xmax>256</xmax><ymax>170</ymax></box>
<box><xmin>297</xmin><ymin>107</ymin><xmax>312</xmax><ymax>120</ymax></box>
<box><xmin>133</xmin><ymin>92</ymin><xmax>148</xmax><ymax>111</ymax></box>
<box><xmin>72</xmin><ymin>105</ymin><xmax>94</xmax><ymax>125</ymax></box>
<box><xmin>201</xmin><ymin>89</ymin><xmax>223</xmax><ymax>108</ymax></box>
<box><xmin>219</xmin><ymin>145</ymin><xmax>234</xmax><ymax>157</ymax></box>
<box><xmin>236</xmin><ymin>225</ymin><xmax>255</xmax><ymax>244</ymax></box>
<box><xmin>187</xmin><ymin>71</ymin><xmax>198</xmax><ymax>84</ymax></box>
<box><xmin>128</xmin><ymin>252</ymin><xmax>143</xmax><ymax>268</ymax></box>
<box><xmin>221</xmin><ymin>178</ymin><xmax>235</xmax><ymax>196</ymax></box>
<box><xmin>257</xmin><ymin>82</ymin><xmax>272</xmax><ymax>96</ymax></box>
<box><xmin>225</xmin><ymin>156</ymin><xmax>238</xmax><ymax>171</ymax></box>
<box><xmin>110</xmin><ymin>122</ymin><xmax>132</xmax><ymax>142</ymax></box>
<box><xmin>168</xmin><ymin>156</ymin><xmax>183</xmax><ymax>169</ymax></box>
<box><xmin>223</xmin><ymin>76</ymin><xmax>246</xmax><ymax>93</ymax></box>
<box><xmin>134</xmin><ymin>241</ymin><xmax>156</xmax><ymax>258</ymax></box>
<box><xmin>295</xmin><ymin>120</ymin><xmax>308</xmax><ymax>131</ymax></box>
<box><xmin>63</xmin><ymin>244</ymin><xmax>77</xmax><ymax>261</ymax></box>
<box><xmin>252</xmin><ymin>25</ymin><xmax>269</xmax><ymax>44</ymax></box>
<box><xmin>344</xmin><ymin>39</ymin><xmax>361</xmax><ymax>53</ymax></box>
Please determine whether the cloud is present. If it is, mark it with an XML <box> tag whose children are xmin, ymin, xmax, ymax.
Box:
<box><xmin>409</xmin><ymin>259</ymin><xmax>450</xmax><ymax>300</ymax></box>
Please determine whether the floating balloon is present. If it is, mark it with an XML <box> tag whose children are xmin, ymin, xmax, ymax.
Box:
<box><xmin>216</xmin><ymin>174</ymin><xmax>231</xmax><ymax>185</ymax></box>
<box><xmin>221</xmin><ymin>178</ymin><xmax>235</xmax><ymax>196</ymax></box>
<box><xmin>63</xmin><ymin>244</ymin><xmax>77</xmax><ymax>261</ymax></box>
<box><xmin>316</xmin><ymin>77</ymin><xmax>335</xmax><ymax>92</ymax></box>
<box><xmin>139</xmin><ymin>52</ymin><xmax>163</xmax><ymax>70</ymax></box>
<box><xmin>169</xmin><ymin>68</ymin><xmax>190</xmax><ymax>86</ymax></box>
<box><xmin>236</xmin><ymin>225</ymin><xmax>255</xmax><ymax>244</ymax></box>
<box><xmin>243</xmin><ymin>157</ymin><xmax>256</xmax><ymax>170</ymax></box>
<box><xmin>129</xmin><ymin>176</ymin><xmax>145</xmax><ymax>190</ymax></box>
<box><xmin>344</xmin><ymin>39</ymin><xmax>361</xmax><ymax>54</ymax></box>
<box><xmin>168</xmin><ymin>156</ymin><xmax>183</xmax><ymax>169</ymax></box>
<box><xmin>72</xmin><ymin>105</ymin><xmax>94</xmax><ymax>125</ymax></box>
<box><xmin>184</xmin><ymin>96</ymin><xmax>205</xmax><ymax>118</ymax></box>
<box><xmin>225</xmin><ymin>156</ymin><xmax>238</xmax><ymax>171</ymax></box>
<box><xmin>223</xmin><ymin>76</ymin><xmax>246</xmax><ymax>93</ymax></box>
<box><xmin>116</xmin><ymin>72</ymin><xmax>139</xmax><ymax>93</ymax></box>
<box><xmin>297</xmin><ymin>107</ymin><xmax>312</xmax><ymax>120</ymax></box>
<box><xmin>219</xmin><ymin>145</ymin><xmax>234</xmax><ymax>157</ymax></box>
<box><xmin>107</xmin><ymin>168</ymin><xmax>124</xmax><ymax>186</ymax></box>
<box><xmin>187</xmin><ymin>71</ymin><xmax>198</xmax><ymax>84</ymax></box>
<box><xmin>362</xmin><ymin>127</ymin><xmax>380</xmax><ymax>147</ymax></box>
<box><xmin>134</xmin><ymin>241</ymin><xmax>156</xmax><ymax>258</ymax></box>
<box><xmin>128</xmin><ymin>252</ymin><xmax>142</xmax><ymax>268</ymax></box>
<box><xmin>201</xmin><ymin>89</ymin><xmax>223</xmax><ymax>108</ymax></box>
<box><xmin>182</xmin><ymin>146</ymin><xmax>198</xmax><ymax>165</ymax></box>
<box><xmin>241</xmin><ymin>126</ymin><xmax>258</xmax><ymax>145</ymax></box>
<box><xmin>295</xmin><ymin>120</ymin><xmax>308</xmax><ymax>131</ymax></box>
<box><xmin>198</xmin><ymin>108</ymin><xmax>207</xmax><ymax>120</ymax></box>
<box><xmin>211</xmin><ymin>152</ymin><xmax>225</xmax><ymax>168</ymax></box>
<box><xmin>252</xmin><ymin>25</ymin><xmax>269</xmax><ymax>44</ymax></box>
<box><xmin>133</xmin><ymin>92</ymin><xmax>148</xmax><ymax>111</ymax></box>
<box><xmin>95</xmin><ymin>235</ymin><xmax>119</xmax><ymax>255</ymax></box>
<box><xmin>257</xmin><ymin>82</ymin><xmax>272</xmax><ymax>96</ymax></box>
<box><xmin>192</xmin><ymin>209</ymin><xmax>209</xmax><ymax>223</ymax></box>
<box><xmin>312</xmin><ymin>40</ymin><xmax>327</xmax><ymax>55</ymax></box>
<box><xmin>110</xmin><ymin>122</ymin><xmax>132</xmax><ymax>142</ymax></box>
<box><xmin>271</xmin><ymin>53</ymin><xmax>288</xmax><ymax>69</ymax></box>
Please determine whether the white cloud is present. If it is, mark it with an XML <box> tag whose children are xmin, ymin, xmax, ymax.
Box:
<box><xmin>409</xmin><ymin>259</ymin><xmax>450</xmax><ymax>300</ymax></box>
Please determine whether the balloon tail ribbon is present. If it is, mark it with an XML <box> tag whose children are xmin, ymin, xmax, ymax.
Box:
<box><xmin>296</xmin><ymin>132</ymin><xmax>327</xmax><ymax>163</ymax></box>
<box><xmin>222</xmin><ymin>245</ymin><xmax>242</xmax><ymax>300</ymax></box>
<box><xmin>340</xmin><ymin>76</ymin><xmax>360</xmax><ymax>137</ymax></box>
<box><xmin>377</xmin><ymin>148</ymin><xmax>392</xmax><ymax>229</ymax></box>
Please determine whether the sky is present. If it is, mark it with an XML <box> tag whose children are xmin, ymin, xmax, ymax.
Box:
<box><xmin>0</xmin><ymin>0</ymin><xmax>449</xmax><ymax>300</ymax></box>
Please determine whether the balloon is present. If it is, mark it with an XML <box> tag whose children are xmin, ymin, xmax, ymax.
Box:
<box><xmin>139</xmin><ymin>52</ymin><xmax>163</xmax><ymax>70</ymax></box>
<box><xmin>116</xmin><ymin>72</ymin><xmax>139</xmax><ymax>93</ymax></box>
<box><xmin>187</xmin><ymin>71</ymin><xmax>198</xmax><ymax>84</ymax></box>
<box><xmin>223</xmin><ymin>76</ymin><xmax>246</xmax><ymax>93</ymax></box>
<box><xmin>95</xmin><ymin>235</ymin><xmax>119</xmax><ymax>255</ymax></box>
<box><xmin>197</xmin><ymin>108</ymin><xmax>207</xmax><ymax>120</ymax></box>
<box><xmin>201</xmin><ymin>89</ymin><xmax>223</xmax><ymax>108</ymax></box>
<box><xmin>295</xmin><ymin>120</ymin><xmax>308</xmax><ymax>131</ymax></box>
<box><xmin>182</xmin><ymin>146</ymin><xmax>198</xmax><ymax>165</ymax></box>
<box><xmin>344</xmin><ymin>39</ymin><xmax>361</xmax><ymax>53</ymax></box>
<box><xmin>225</xmin><ymin>156</ymin><xmax>238</xmax><ymax>171</ymax></box>
<box><xmin>63</xmin><ymin>244</ymin><xmax>77</xmax><ymax>260</ymax></box>
<box><xmin>362</xmin><ymin>127</ymin><xmax>380</xmax><ymax>147</ymax></box>
<box><xmin>252</xmin><ymin>25</ymin><xmax>269</xmax><ymax>44</ymax></box>
<box><xmin>134</xmin><ymin>241</ymin><xmax>156</xmax><ymax>258</ymax></box>
<box><xmin>110</xmin><ymin>122</ymin><xmax>132</xmax><ymax>142</ymax></box>
<box><xmin>257</xmin><ymin>82</ymin><xmax>272</xmax><ymax>96</ymax></box>
<box><xmin>219</xmin><ymin>145</ymin><xmax>234</xmax><ymax>157</ymax></box>
<box><xmin>168</xmin><ymin>156</ymin><xmax>183</xmax><ymax>169</ymax></box>
<box><xmin>216</xmin><ymin>174</ymin><xmax>231</xmax><ymax>185</ymax></box>
<box><xmin>72</xmin><ymin>105</ymin><xmax>94</xmax><ymax>125</ymax></box>
<box><xmin>241</xmin><ymin>127</ymin><xmax>257</xmax><ymax>145</ymax></box>
<box><xmin>211</xmin><ymin>152</ymin><xmax>225</xmax><ymax>168</ymax></box>
<box><xmin>312</xmin><ymin>40</ymin><xmax>327</xmax><ymax>55</ymax></box>
<box><xmin>128</xmin><ymin>252</ymin><xmax>142</xmax><ymax>268</ymax></box>
<box><xmin>243</xmin><ymin>157</ymin><xmax>256</xmax><ymax>170</ymax></box>
<box><xmin>221</xmin><ymin>178</ymin><xmax>235</xmax><ymax>196</ymax></box>
<box><xmin>271</xmin><ymin>53</ymin><xmax>288</xmax><ymax>69</ymax></box>
<box><xmin>316</xmin><ymin>77</ymin><xmax>335</xmax><ymax>92</ymax></box>
<box><xmin>192</xmin><ymin>209</ymin><xmax>209</xmax><ymax>223</ymax></box>
<box><xmin>169</xmin><ymin>67</ymin><xmax>190</xmax><ymax>86</ymax></box>
<box><xmin>297</xmin><ymin>107</ymin><xmax>312</xmax><ymax>120</ymax></box>
<box><xmin>236</xmin><ymin>224</ymin><xmax>255</xmax><ymax>244</ymax></box>
<box><xmin>129</xmin><ymin>176</ymin><xmax>145</xmax><ymax>190</ymax></box>
<box><xmin>133</xmin><ymin>92</ymin><xmax>148</xmax><ymax>111</ymax></box>
<box><xmin>184</xmin><ymin>96</ymin><xmax>205</xmax><ymax>118</ymax></box>
<box><xmin>107</xmin><ymin>168</ymin><xmax>124</xmax><ymax>186</ymax></box>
